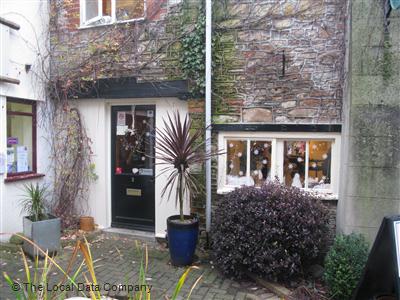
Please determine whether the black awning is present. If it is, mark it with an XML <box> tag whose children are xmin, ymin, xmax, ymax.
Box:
<box><xmin>73</xmin><ymin>77</ymin><xmax>190</xmax><ymax>100</ymax></box>
<box><xmin>212</xmin><ymin>123</ymin><xmax>342</xmax><ymax>133</ymax></box>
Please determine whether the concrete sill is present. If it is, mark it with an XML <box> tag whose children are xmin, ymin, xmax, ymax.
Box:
<box><xmin>4</xmin><ymin>173</ymin><xmax>45</xmax><ymax>183</ymax></box>
<box><xmin>78</xmin><ymin>17</ymin><xmax>145</xmax><ymax>30</ymax></box>
<box><xmin>217</xmin><ymin>186</ymin><xmax>338</xmax><ymax>201</ymax></box>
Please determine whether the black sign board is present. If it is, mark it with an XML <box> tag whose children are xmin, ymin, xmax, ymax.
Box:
<box><xmin>353</xmin><ymin>216</ymin><xmax>400</xmax><ymax>300</ymax></box>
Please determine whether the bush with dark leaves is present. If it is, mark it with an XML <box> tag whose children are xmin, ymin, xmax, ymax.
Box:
<box><xmin>212</xmin><ymin>182</ymin><xmax>329</xmax><ymax>281</ymax></box>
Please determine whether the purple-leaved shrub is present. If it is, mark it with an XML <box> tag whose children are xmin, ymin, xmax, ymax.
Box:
<box><xmin>212</xmin><ymin>182</ymin><xmax>329</xmax><ymax>281</ymax></box>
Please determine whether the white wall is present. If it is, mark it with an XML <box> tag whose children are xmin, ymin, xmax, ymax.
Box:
<box><xmin>0</xmin><ymin>0</ymin><xmax>49</xmax><ymax>240</ymax></box>
<box><xmin>72</xmin><ymin>97</ymin><xmax>189</xmax><ymax>238</ymax></box>
<box><xmin>0</xmin><ymin>0</ymin><xmax>48</xmax><ymax>100</ymax></box>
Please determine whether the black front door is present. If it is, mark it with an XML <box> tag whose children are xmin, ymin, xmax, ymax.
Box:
<box><xmin>111</xmin><ymin>105</ymin><xmax>155</xmax><ymax>231</ymax></box>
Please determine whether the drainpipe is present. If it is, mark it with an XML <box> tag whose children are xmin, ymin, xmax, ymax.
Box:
<box><xmin>205</xmin><ymin>0</ymin><xmax>212</xmax><ymax>238</ymax></box>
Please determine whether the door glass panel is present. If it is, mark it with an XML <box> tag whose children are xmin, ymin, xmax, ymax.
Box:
<box><xmin>283</xmin><ymin>141</ymin><xmax>306</xmax><ymax>188</ymax></box>
<box><xmin>308</xmin><ymin>141</ymin><xmax>332</xmax><ymax>190</ymax></box>
<box><xmin>115</xmin><ymin>107</ymin><xmax>155</xmax><ymax>175</ymax></box>
<box><xmin>250</xmin><ymin>141</ymin><xmax>272</xmax><ymax>187</ymax></box>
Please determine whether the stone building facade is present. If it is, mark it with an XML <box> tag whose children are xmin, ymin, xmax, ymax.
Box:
<box><xmin>47</xmin><ymin>0</ymin><xmax>348</xmax><ymax>238</ymax></box>
<box><xmin>51</xmin><ymin>0</ymin><xmax>346</xmax><ymax>124</ymax></box>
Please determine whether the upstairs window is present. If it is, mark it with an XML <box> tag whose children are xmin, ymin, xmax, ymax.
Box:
<box><xmin>168</xmin><ymin>0</ymin><xmax>182</xmax><ymax>5</ymax></box>
<box><xmin>80</xmin><ymin>0</ymin><xmax>145</xmax><ymax>27</ymax></box>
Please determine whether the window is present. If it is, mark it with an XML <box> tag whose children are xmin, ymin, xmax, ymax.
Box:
<box><xmin>80</xmin><ymin>0</ymin><xmax>145</xmax><ymax>26</ymax></box>
<box><xmin>226</xmin><ymin>139</ymin><xmax>272</xmax><ymax>187</ymax></box>
<box><xmin>6</xmin><ymin>99</ymin><xmax>37</xmax><ymax>176</ymax></box>
<box><xmin>168</xmin><ymin>0</ymin><xmax>182</xmax><ymax>5</ymax></box>
<box><xmin>218</xmin><ymin>132</ymin><xmax>340</xmax><ymax>195</ymax></box>
<box><xmin>283</xmin><ymin>140</ymin><xmax>332</xmax><ymax>190</ymax></box>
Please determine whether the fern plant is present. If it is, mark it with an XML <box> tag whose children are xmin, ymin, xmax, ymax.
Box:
<box><xmin>20</xmin><ymin>183</ymin><xmax>48</xmax><ymax>222</ymax></box>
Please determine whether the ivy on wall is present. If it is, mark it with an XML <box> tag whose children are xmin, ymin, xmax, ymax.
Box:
<box><xmin>178</xmin><ymin>2</ymin><xmax>238</xmax><ymax>105</ymax></box>
<box><xmin>180</xmin><ymin>11</ymin><xmax>207</xmax><ymax>96</ymax></box>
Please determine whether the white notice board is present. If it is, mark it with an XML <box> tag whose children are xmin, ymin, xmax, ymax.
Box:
<box><xmin>394</xmin><ymin>221</ymin><xmax>400</xmax><ymax>277</ymax></box>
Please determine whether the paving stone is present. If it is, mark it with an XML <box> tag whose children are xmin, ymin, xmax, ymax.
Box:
<box><xmin>234</xmin><ymin>292</ymin><xmax>247</xmax><ymax>300</ymax></box>
<box><xmin>0</xmin><ymin>232</ymin><xmax>281</xmax><ymax>300</ymax></box>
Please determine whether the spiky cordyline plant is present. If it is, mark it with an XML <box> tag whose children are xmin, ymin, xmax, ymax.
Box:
<box><xmin>155</xmin><ymin>111</ymin><xmax>215</xmax><ymax>222</ymax></box>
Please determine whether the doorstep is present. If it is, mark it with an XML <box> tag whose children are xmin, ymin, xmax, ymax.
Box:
<box><xmin>102</xmin><ymin>227</ymin><xmax>157</xmax><ymax>245</ymax></box>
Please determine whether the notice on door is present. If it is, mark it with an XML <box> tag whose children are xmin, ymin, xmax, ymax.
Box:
<box><xmin>117</xmin><ymin>112</ymin><xmax>126</xmax><ymax>126</ymax></box>
<box><xmin>116</xmin><ymin>125</ymin><xmax>128</xmax><ymax>136</ymax></box>
<box><xmin>139</xmin><ymin>168</ymin><xmax>153</xmax><ymax>176</ymax></box>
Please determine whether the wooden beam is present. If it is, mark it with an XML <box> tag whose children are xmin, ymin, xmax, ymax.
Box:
<box><xmin>0</xmin><ymin>17</ymin><xmax>20</xmax><ymax>30</ymax></box>
<box><xmin>0</xmin><ymin>75</ymin><xmax>20</xmax><ymax>85</ymax></box>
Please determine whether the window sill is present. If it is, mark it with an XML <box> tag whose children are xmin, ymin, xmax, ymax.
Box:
<box><xmin>79</xmin><ymin>17</ymin><xmax>145</xmax><ymax>30</ymax></box>
<box><xmin>5</xmin><ymin>173</ymin><xmax>45</xmax><ymax>183</ymax></box>
<box><xmin>217</xmin><ymin>186</ymin><xmax>338</xmax><ymax>201</ymax></box>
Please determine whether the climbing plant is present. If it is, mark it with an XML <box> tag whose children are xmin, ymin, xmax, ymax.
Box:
<box><xmin>178</xmin><ymin>3</ymin><xmax>237</xmax><ymax>105</ymax></box>
<box><xmin>180</xmin><ymin>11</ymin><xmax>207</xmax><ymax>96</ymax></box>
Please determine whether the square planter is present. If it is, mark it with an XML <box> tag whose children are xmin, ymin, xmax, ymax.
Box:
<box><xmin>23</xmin><ymin>214</ymin><xmax>61</xmax><ymax>258</ymax></box>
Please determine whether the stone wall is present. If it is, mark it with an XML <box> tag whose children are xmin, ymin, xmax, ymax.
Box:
<box><xmin>51</xmin><ymin>0</ymin><xmax>346</xmax><ymax>124</ymax></box>
<box><xmin>50</xmin><ymin>0</ymin><xmax>347</xmax><ymax>233</ymax></box>
<box><xmin>215</xmin><ymin>0</ymin><xmax>346</xmax><ymax>124</ymax></box>
<box><xmin>50</xmin><ymin>0</ymin><xmax>178</xmax><ymax>81</ymax></box>
<box><xmin>337</xmin><ymin>1</ymin><xmax>400</xmax><ymax>243</ymax></box>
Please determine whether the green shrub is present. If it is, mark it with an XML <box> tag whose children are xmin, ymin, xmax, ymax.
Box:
<box><xmin>324</xmin><ymin>233</ymin><xmax>369</xmax><ymax>300</ymax></box>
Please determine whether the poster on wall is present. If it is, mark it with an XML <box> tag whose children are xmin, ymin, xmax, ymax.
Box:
<box><xmin>17</xmin><ymin>146</ymin><xmax>29</xmax><ymax>172</ymax></box>
<box><xmin>7</xmin><ymin>137</ymin><xmax>18</xmax><ymax>145</ymax></box>
<box><xmin>7</xmin><ymin>147</ymin><xmax>15</xmax><ymax>173</ymax></box>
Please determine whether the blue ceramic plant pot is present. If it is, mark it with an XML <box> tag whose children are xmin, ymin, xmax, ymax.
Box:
<box><xmin>167</xmin><ymin>214</ymin><xmax>199</xmax><ymax>266</ymax></box>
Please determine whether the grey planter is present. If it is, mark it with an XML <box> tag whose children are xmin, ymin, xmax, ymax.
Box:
<box><xmin>23</xmin><ymin>214</ymin><xmax>61</xmax><ymax>258</ymax></box>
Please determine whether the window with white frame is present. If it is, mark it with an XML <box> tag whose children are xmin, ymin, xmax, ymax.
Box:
<box><xmin>80</xmin><ymin>0</ymin><xmax>145</xmax><ymax>27</ymax></box>
<box><xmin>217</xmin><ymin>132</ymin><xmax>341</xmax><ymax>195</ymax></box>
<box><xmin>168</xmin><ymin>0</ymin><xmax>182</xmax><ymax>5</ymax></box>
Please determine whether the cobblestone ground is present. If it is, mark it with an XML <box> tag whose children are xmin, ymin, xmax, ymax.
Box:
<box><xmin>0</xmin><ymin>232</ymin><xmax>280</xmax><ymax>300</ymax></box>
